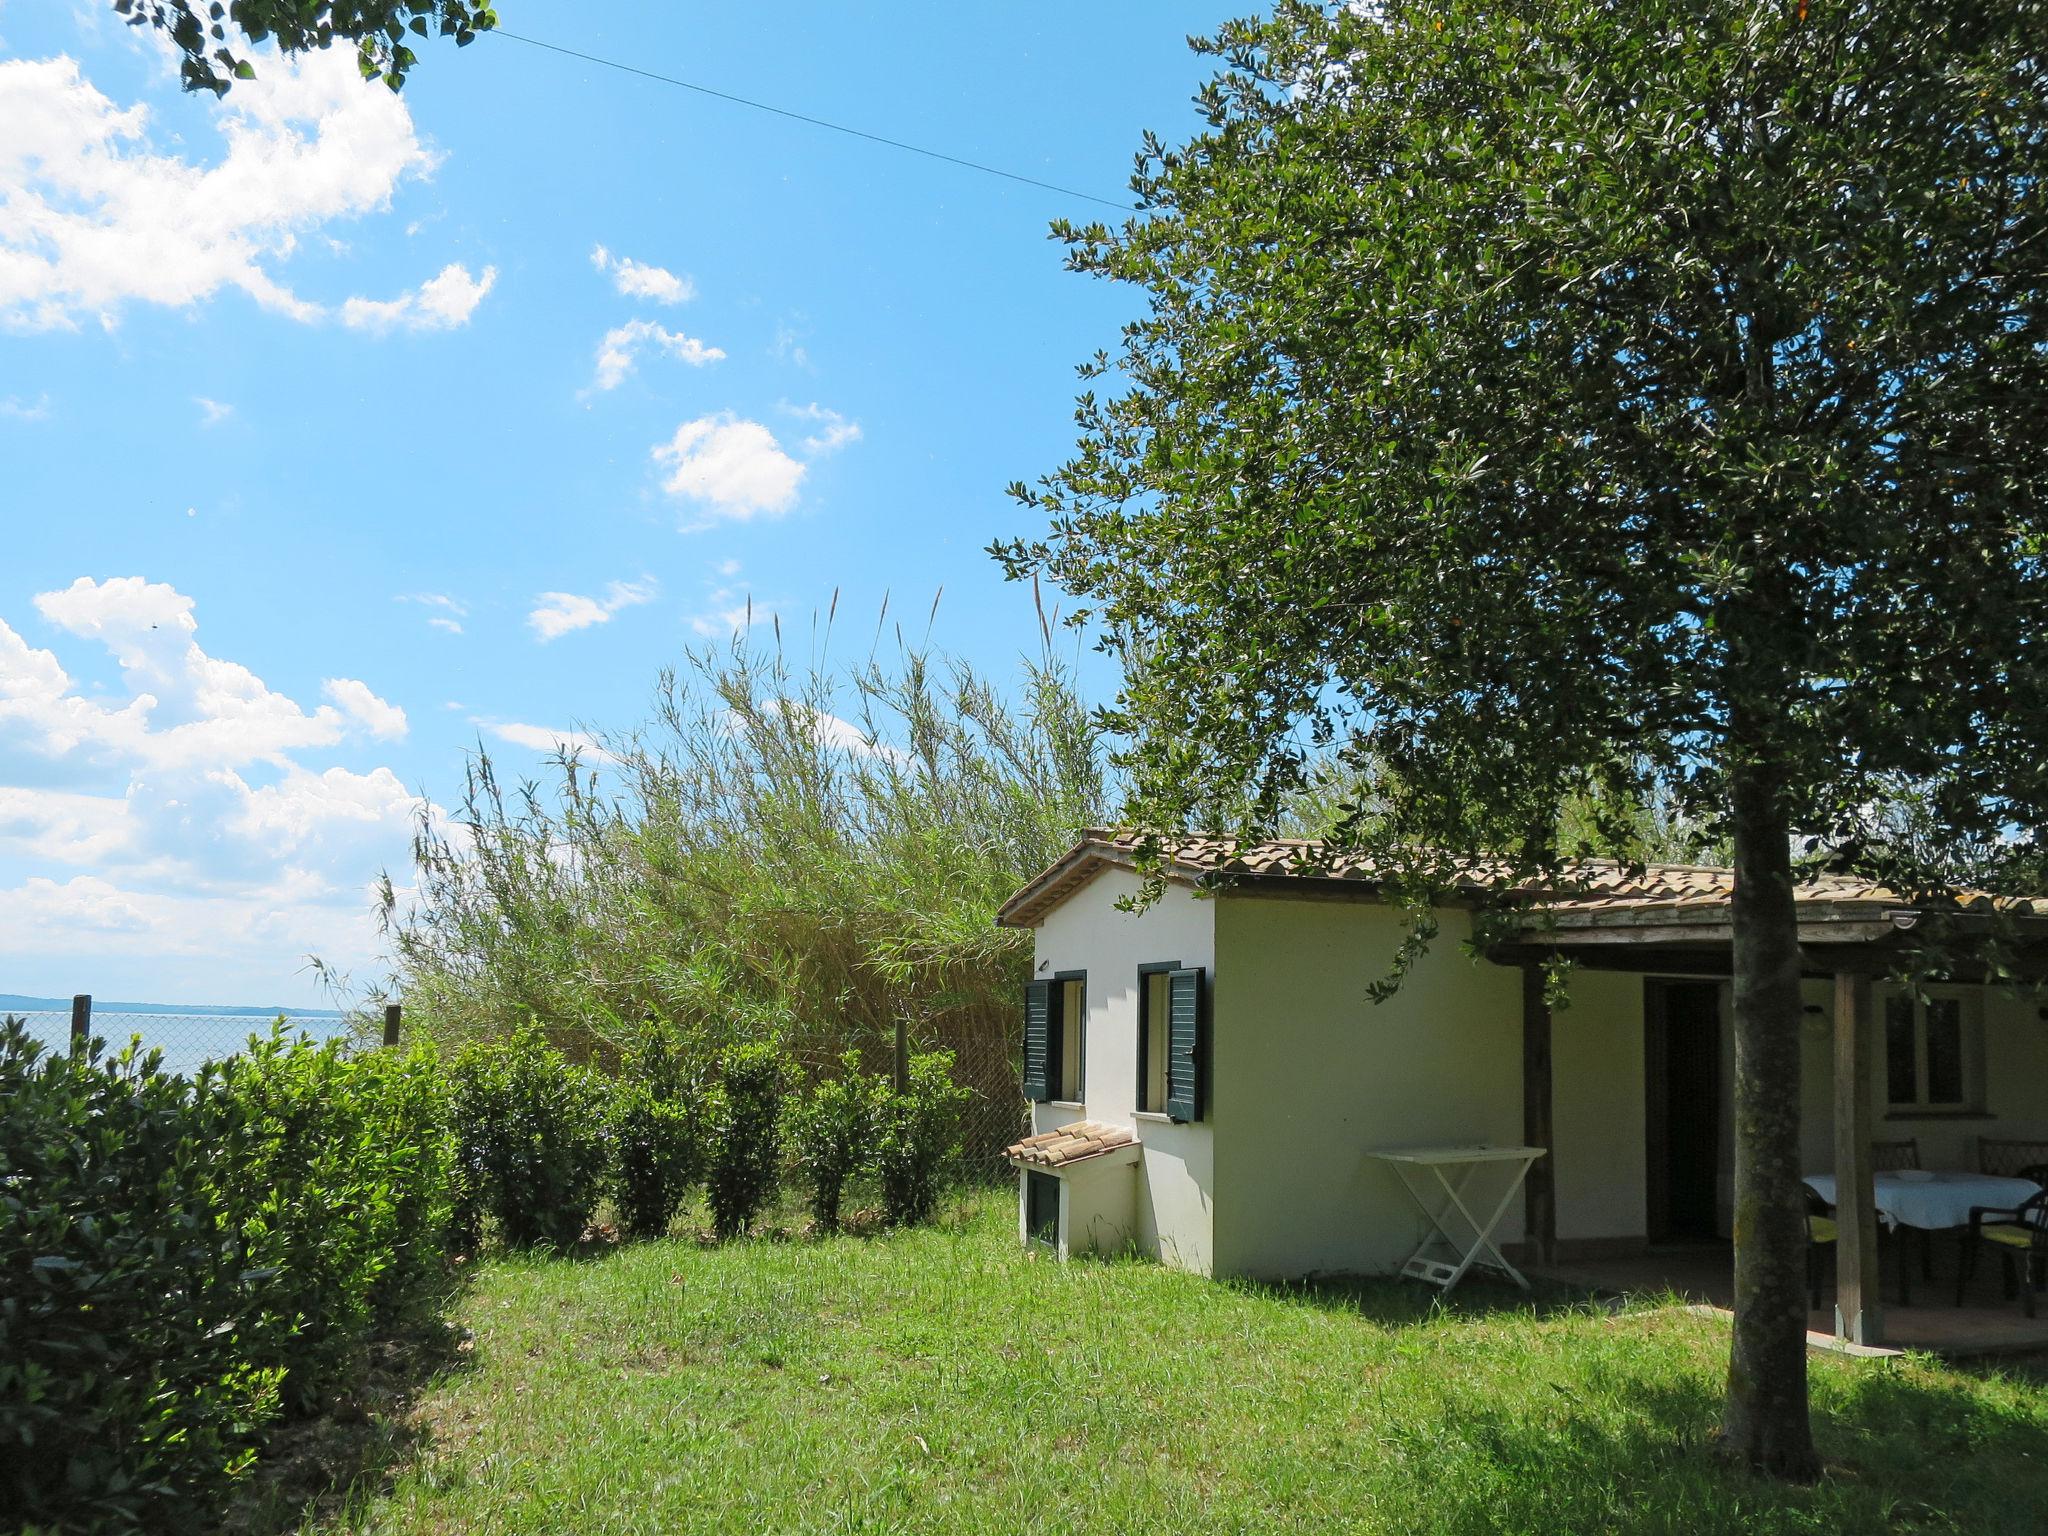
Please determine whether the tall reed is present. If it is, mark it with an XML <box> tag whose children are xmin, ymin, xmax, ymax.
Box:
<box><xmin>381</xmin><ymin>635</ymin><xmax>1109</xmax><ymax>1163</ymax></box>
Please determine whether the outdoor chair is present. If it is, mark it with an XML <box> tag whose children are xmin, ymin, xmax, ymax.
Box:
<box><xmin>1804</xmin><ymin>1184</ymin><xmax>1837</xmax><ymax>1312</ymax></box>
<box><xmin>1978</xmin><ymin>1139</ymin><xmax>2048</xmax><ymax>1181</ymax></box>
<box><xmin>1871</xmin><ymin>1138</ymin><xmax>1931</xmax><ymax>1284</ymax></box>
<box><xmin>1957</xmin><ymin>1186</ymin><xmax>2048</xmax><ymax>1317</ymax></box>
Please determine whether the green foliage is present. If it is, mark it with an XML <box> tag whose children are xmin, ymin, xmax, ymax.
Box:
<box><xmin>702</xmin><ymin>1040</ymin><xmax>793</xmax><ymax>1240</ymax></box>
<box><xmin>349</xmin><ymin>1041</ymin><xmax>460</xmax><ymax>1326</ymax></box>
<box><xmin>0</xmin><ymin>1020</ymin><xmax>458</xmax><ymax>1532</ymax></box>
<box><xmin>1</xmin><ymin>1022</ymin><xmax>277</xmax><ymax>1532</ymax></box>
<box><xmin>385</xmin><ymin>640</ymin><xmax>1106</xmax><ymax>1163</ymax></box>
<box><xmin>999</xmin><ymin>0</ymin><xmax>2048</xmax><ymax>899</ymax></box>
<box><xmin>609</xmin><ymin>1017</ymin><xmax>701</xmax><ymax>1240</ymax></box>
<box><xmin>199</xmin><ymin>1028</ymin><xmax>452</xmax><ymax>1416</ymax></box>
<box><xmin>114</xmin><ymin>0</ymin><xmax>497</xmax><ymax>96</ymax></box>
<box><xmin>876</xmin><ymin>1049</ymin><xmax>972</xmax><ymax>1227</ymax></box>
<box><xmin>448</xmin><ymin>1025</ymin><xmax>612</xmax><ymax>1251</ymax></box>
<box><xmin>785</xmin><ymin>1051</ymin><xmax>887</xmax><ymax>1232</ymax></box>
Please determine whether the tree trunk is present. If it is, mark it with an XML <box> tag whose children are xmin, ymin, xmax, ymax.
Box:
<box><xmin>1718</xmin><ymin>757</ymin><xmax>1820</xmax><ymax>1479</ymax></box>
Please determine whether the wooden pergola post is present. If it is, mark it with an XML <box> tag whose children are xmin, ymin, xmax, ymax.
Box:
<box><xmin>1522</xmin><ymin>964</ymin><xmax>1556</xmax><ymax>1266</ymax></box>
<box><xmin>1832</xmin><ymin>970</ymin><xmax>1882</xmax><ymax>1346</ymax></box>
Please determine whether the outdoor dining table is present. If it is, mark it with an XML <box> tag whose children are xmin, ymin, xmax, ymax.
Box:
<box><xmin>1804</xmin><ymin>1170</ymin><xmax>2044</xmax><ymax>1306</ymax></box>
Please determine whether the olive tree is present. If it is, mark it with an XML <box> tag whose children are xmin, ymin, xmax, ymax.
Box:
<box><xmin>999</xmin><ymin>0</ymin><xmax>2048</xmax><ymax>1478</ymax></box>
<box><xmin>114</xmin><ymin>1</ymin><xmax>495</xmax><ymax>94</ymax></box>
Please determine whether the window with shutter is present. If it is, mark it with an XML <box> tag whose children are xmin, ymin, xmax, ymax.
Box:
<box><xmin>1137</xmin><ymin>964</ymin><xmax>1177</xmax><ymax>1114</ymax></box>
<box><xmin>1164</xmin><ymin>966</ymin><xmax>1204</xmax><ymax>1122</ymax></box>
<box><xmin>1055</xmin><ymin>975</ymin><xmax>1086</xmax><ymax>1102</ymax></box>
<box><xmin>1022</xmin><ymin>979</ymin><xmax>1052</xmax><ymax>1101</ymax></box>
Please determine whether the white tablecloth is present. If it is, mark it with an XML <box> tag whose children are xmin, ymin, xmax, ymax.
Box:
<box><xmin>1804</xmin><ymin>1171</ymin><xmax>2042</xmax><ymax>1231</ymax></box>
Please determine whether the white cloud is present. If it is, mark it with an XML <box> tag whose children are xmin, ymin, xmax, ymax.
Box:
<box><xmin>590</xmin><ymin>243</ymin><xmax>692</xmax><ymax>304</ymax></box>
<box><xmin>1</xmin><ymin>393</ymin><xmax>51</xmax><ymax>420</ymax></box>
<box><xmin>0</xmin><ymin>785</ymin><xmax>131</xmax><ymax>865</ymax></box>
<box><xmin>194</xmin><ymin>395</ymin><xmax>233</xmax><ymax>427</ymax></box>
<box><xmin>0</xmin><ymin>579</ymin><xmax>429</xmax><ymax>1002</ymax></box>
<box><xmin>7</xmin><ymin>577</ymin><xmax>348</xmax><ymax>769</ymax></box>
<box><xmin>653</xmin><ymin>413</ymin><xmax>805</xmax><ymax>523</ymax></box>
<box><xmin>340</xmin><ymin>261</ymin><xmax>495</xmax><ymax>333</ymax></box>
<box><xmin>398</xmin><ymin>592</ymin><xmax>465</xmax><ymax>634</ymax></box>
<box><xmin>588</xmin><ymin>319</ymin><xmax>723</xmax><ymax>392</ymax></box>
<box><xmin>783</xmin><ymin>400</ymin><xmax>862</xmax><ymax>455</ymax></box>
<box><xmin>0</xmin><ymin>50</ymin><xmax>435</xmax><ymax>330</ymax></box>
<box><xmin>321</xmin><ymin>677</ymin><xmax>408</xmax><ymax>740</ymax></box>
<box><xmin>480</xmin><ymin>720</ymin><xmax>620</xmax><ymax>765</ymax></box>
<box><xmin>527</xmin><ymin>578</ymin><xmax>657</xmax><ymax>642</ymax></box>
<box><xmin>227</xmin><ymin>763</ymin><xmax>416</xmax><ymax>851</ymax></box>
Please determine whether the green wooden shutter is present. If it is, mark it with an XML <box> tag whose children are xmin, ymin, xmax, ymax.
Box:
<box><xmin>1022</xmin><ymin>980</ymin><xmax>1053</xmax><ymax>1101</ymax></box>
<box><xmin>1165</xmin><ymin>967</ymin><xmax>1204</xmax><ymax>1122</ymax></box>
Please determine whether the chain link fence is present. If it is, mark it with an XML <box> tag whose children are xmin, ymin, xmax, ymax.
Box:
<box><xmin>4</xmin><ymin>1000</ymin><xmax>354</xmax><ymax>1079</ymax></box>
<box><xmin>781</xmin><ymin>1010</ymin><xmax>1026</xmax><ymax>1181</ymax></box>
<box><xmin>922</xmin><ymin>1014</ymin><xmax>1028</xmax><ymax>1179</ymax></box>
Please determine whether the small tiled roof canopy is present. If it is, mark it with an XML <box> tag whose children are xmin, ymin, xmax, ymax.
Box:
<box><xmin>1005</xmin><ymin>1120</ymin><xmax>1136</xmax><ymax>1169</ymax></box>
<box><xmin>994</xmin><ymin>828</ymin><xmax>2048</xmax><ymax>932</ymax></box>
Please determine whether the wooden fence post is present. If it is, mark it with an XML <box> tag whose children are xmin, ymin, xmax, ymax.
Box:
<box><xmin>383</xmin><ymin>1002</ymin><xmax>402</xmax><ymax>1048</ymax></box>
<box><xmin>70</xmin><ymin>994</ymin><xmax>91</xmax><ymax>1054</ymax></box>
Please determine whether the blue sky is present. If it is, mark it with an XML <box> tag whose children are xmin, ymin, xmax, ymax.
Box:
<box><xmin>0</xmin><ymin>1</ymin><xmax>1227</xmax><ymax>1005</ymax></box>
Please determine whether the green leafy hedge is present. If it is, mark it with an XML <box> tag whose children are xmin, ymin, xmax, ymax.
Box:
<box><xmin>448</xmin><ymin>1024</ymin><xmax>611</xmax><ymax>1251</ymax></box>
<box><xmin>0</xmin><ymin>1020</ymin><xmax>456</xmax><ymax>1534</ymax></box>
<box><xmin>2</xmin><ymin>1009</ymin><xmax>976</xmax><ymax>1532</ymax></box>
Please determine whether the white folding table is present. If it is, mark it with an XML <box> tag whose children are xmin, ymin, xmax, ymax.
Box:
<box><xmin>1369</xmin><ymin>1144</ymin><xmax>1547</xmax><ymax>1295</ymax></box>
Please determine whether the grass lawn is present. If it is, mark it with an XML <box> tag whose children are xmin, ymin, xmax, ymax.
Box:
<box><xmin>305</xmin><ymin>1194</ymin><xmax>2048</xmax><ymax>1535</ymax></box>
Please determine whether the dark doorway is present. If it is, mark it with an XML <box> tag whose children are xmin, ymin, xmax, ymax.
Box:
<box><xmin>1026</xmin><ymin>1170</ymin><xmax>1060</xmax><ymax>1247</ymax></box>
<box><xmin>1645</xmin><ymin>980</ymin><xmax>1723</xmax><ymax>1242</ymax></box>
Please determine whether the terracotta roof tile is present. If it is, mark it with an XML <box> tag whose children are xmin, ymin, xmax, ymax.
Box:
<box><xmin>995</xmin><ymin>829</ymin><xmax>2046</xmax><ymax>929</ymax></box>
<box><xmin>1005</xmin><ymin>1120</ymin><xmax>1136</xmax><ymax>1169</ymax></box>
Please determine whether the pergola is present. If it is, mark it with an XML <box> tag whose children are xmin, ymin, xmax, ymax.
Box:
<box><xmin>1490</xmin><ymin>898</ymin><xmax>2048</xmax><ymax>1348</ymax></box>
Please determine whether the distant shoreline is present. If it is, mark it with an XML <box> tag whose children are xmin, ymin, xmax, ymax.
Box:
<box><xmin>0</xmin><ymin>993</ymin><xmax>343</xmax><ymax>1019</ymax></box>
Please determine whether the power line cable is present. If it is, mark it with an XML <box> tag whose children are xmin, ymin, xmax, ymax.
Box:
<box><xmin>488</xmin><ymin>28</ymin><xmax>1140</xmax><ymax>213</ymax></box>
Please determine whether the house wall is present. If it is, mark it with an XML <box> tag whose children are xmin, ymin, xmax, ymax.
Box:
<box><xmin>1028</xmin><ymin>866</ymin><xmax>1218</xmax><ymax>1273</ymax></box>
<box><xmin>1550</xmin><ymin>967</ymin><xmax>1650</xmax><ymax>1243</ymax></box>
<box><xmin>1207</xmin><ymin>896</ymin><xmax>1646</xmax><ymax>1280</ymax></box>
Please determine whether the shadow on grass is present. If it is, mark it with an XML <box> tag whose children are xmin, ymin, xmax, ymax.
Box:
<box><xmin>223</xmin><ymin>1311</ymin><xmax>478</xmax><ymax>1536</ymax></box>
<box><xmin>1222</xmin><ymin>1273</ymin><xmax>2048</xmax><ymax>1531</ymax></box>
<box><xmin>1378</xmin><ymin>1361</ymin><xmax>2048</xmax><ymax>1534</ymax></box>
<box><xmin>1227</xmin><ymin>1266</ymin><xmax>1612</xmax><ymax>1328</ymax></box>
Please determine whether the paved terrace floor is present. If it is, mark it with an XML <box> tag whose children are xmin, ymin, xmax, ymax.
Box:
<box><xmin>1534</xmin><ymin>1237</ymin><xmax>2048</xmax><ymax>1358</ymax></box>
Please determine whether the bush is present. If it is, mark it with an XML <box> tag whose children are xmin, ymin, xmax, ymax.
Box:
<box><xmin>1</xmin><ymin>1022</ymin><xmax>279</xmax><ymax>1533</ymax></box>
<box><xmin>610</xmin><ymin>1016</ymin><xmax>700</xmax><ymax>1239</ymax></box>
<box><xmin>785</xmin><ymin>1052</ymin><xmax>886</xmax><ymax>1232</ymax></box>
<box><xmin>200</xmin><ymin>1028</ymin><xmax>451</xmax><ymax>1416</ymax></box>
<box><xmin>448</xmin><ymin>1024</ymin><xmax>612</xmax><ymax>1250</ymax></box>
<box><xmin>877</xmin><ymin>1050</ymin><xmax>973</xmax><ymax>1226</ymax></box>
<box><xmin>351</xmin><ymin>1042</ymin><xmax>459</xmax><ymax>1325</ymax></box>
<box><xmin>702</xmin><ymin>1040</ymin><xmax>792</xmax><ymax>1239</ymax></box>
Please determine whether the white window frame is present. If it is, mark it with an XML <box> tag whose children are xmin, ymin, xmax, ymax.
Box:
<box><xmin>1053</xmin><ymin>975</ymin><xmax>1085</xmax><ymax>1104</ymax></box>
<box><xmin>1881</xmin><ymin>987</ymin><xmax>1979</xmax><ymax>1113</ymax></box>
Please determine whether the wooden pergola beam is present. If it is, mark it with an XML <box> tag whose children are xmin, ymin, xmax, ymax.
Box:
<box><xmin>1832</xmin><ymin>971</ymin><xmax>1882</xmax><ymax>1346</ymax></box>
<box><xmin>1522</xmin><ymin>965</ymin><xmax>1555</xmax><ymax>1265</ymax></box>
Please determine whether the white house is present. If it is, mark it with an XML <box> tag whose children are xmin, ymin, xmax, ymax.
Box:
<box><xmin>997</xmin><ymin>831</ymin><xmax>2048</xmax><ymax>1346</ymax></box>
